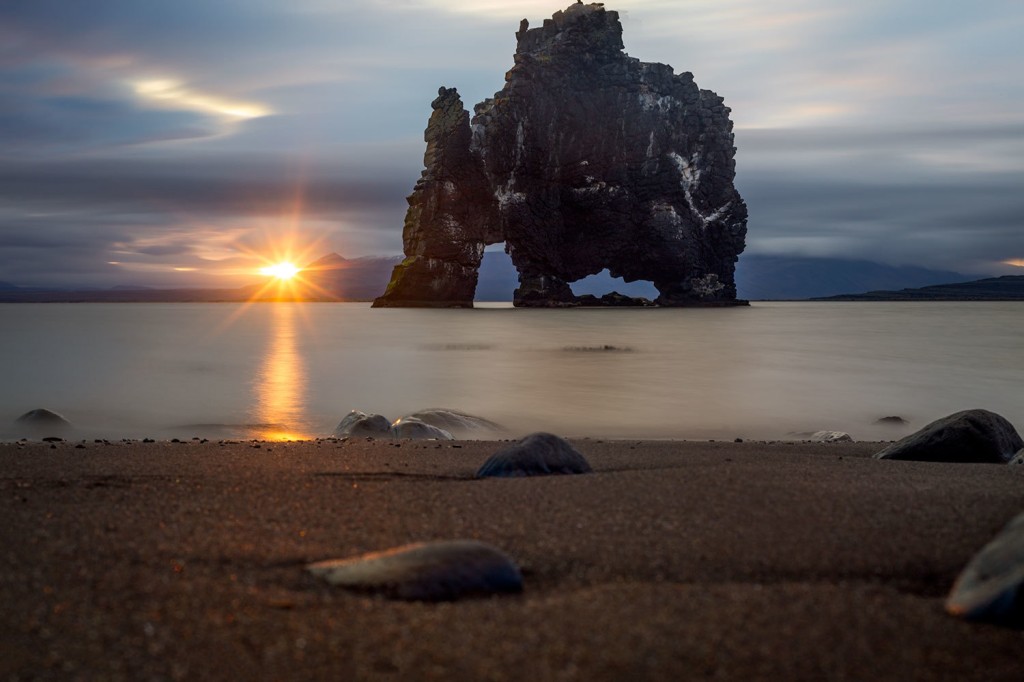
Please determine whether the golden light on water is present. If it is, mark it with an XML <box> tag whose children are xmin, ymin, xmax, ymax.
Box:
<box><xmin>253</xmin><ymin>304</ymin><xmax>310</xmax><ymax>441</ymax></box>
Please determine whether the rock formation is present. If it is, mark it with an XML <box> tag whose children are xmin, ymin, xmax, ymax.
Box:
<box><xmin>373</xmin><ymin>2</ymin><xmax>747</xmax><ymax>308</ymax></box>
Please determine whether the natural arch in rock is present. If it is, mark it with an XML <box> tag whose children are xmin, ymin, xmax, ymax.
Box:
<box><xmin>373</xmin><ymin>3</ymin><xmax>747</xmax><ymax>308</ymax></box>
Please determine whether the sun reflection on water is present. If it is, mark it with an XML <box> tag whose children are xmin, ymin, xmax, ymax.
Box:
<box><xmin>252</xmin><ymin>304</ymin><xmax>310</xmax><ymax>441</ymax></box>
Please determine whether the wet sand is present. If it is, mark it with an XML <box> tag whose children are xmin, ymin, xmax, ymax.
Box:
<box><xmin>2</xmin><ymin>438</ymin><xmax>1022</xmax><ymax>680</ymax></box>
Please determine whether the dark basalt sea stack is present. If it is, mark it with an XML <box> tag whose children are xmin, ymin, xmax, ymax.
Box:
<box><xmin>374</xmin><ymin>2</ymin><xmax>747</xmax><ymax>308</ymax></box>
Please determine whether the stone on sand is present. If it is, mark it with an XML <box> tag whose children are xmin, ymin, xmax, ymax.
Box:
<box><xmin>332</xmin><ymin>410</ymin><xmax>391</xmax><ymax>438</ymax></box>
<box><xmin>476</xmin><ymin>432</ymin><xmax>592</xmax><ymax>478</ymax></box>
<box><xmin>946</xmin><ymin>512</ymin><xmax>1024</xmax><ymax>624</ymax></box>
<box><xmin>306</xmin><ymin>540</ymin><xmax>522</xmax><ymax>601</ymax></box>
<box><xmin>873</xmin><ymin>409</ymin><xmax>1023</xmax><ymax>463</ymax></box>
<box><xmin>389</xmin><ymin>418</ymin><xmax>454</xmax><ymax>440</ymax></box>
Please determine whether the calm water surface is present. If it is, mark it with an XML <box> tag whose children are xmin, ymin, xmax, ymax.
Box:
<box><xmin>0</xmin><ymin>302</ymin><xmax>1021</xmax><ymax>441</ymax></box>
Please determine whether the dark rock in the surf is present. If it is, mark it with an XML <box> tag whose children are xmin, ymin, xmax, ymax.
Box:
<box><xmin>399</xmin><ymin>409</ymin><xmax>504</xmax><ymax>437</ymax></box>
<box><xmin>373</xmin><ymin>3</ymin><xmax>746</xmax><ymax>309</ymax></box>
<box><xmin>15</xmin><ymin>408</ymin><xmax>71</xmax><ymax>427</ymax></box>
<box><xmin>476</xmin><ymin>432</ymin><xmax>593</xmax><ymax>478</ymax></box>
<box><xmin>332</xmin><ymin>411</ymin><xmax>392</xmax><ymax>438</ymax></box>
<box><xmin>874</xmin><ymin>409</ymin><xmax>1023</xmax><ymax>463</ymax></box>
<box><xmin>874</xmin><ymin>415</ymin><xmax>909</xmax><ymax>426</ymax></box>
<box><xmin>389</xmin><ymin>418</ymin><xmax>454</xmax><ymax>440</ymax></box>
<box><xmin>945</xmin><ymin>512</ymin><xmax>1024</xmax><ymax>625</ymax></box>
<box><xmin>306</xmin><ymin>540</ymin><xmax>523</xmax><ymax>601</ymax></box>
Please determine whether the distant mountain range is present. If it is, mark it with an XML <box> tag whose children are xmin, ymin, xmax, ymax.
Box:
<box><xmin>474</xmin><ymin>252</ymin><xmax>981</xmax><ymax>302</ymax></box>
<box><xmin>814</xmin><ymin>275</ymin><xmax>1024</xmax><ymax>301</ymax></box>
<box><xmin>0</xmin><ymin>252</ymin><xmax>1011</xmax><ymax>302</ymax></box>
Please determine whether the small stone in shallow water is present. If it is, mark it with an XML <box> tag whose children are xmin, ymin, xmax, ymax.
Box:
<box><xmin>476</xmin><ymin>432</ymin><xmax>592</xmax><ymax>478</ymax></box>
<box><xmin>332</xmin><ymin>410</ymin><xmax>392</xmax><ymax>438</ymax></box>
<box><xmin>15</xmin><ymin>408</ymin><xmax>71</xmax><ymax>428</ymax></box>
<box><xmin>946</xmin><ymin>512</ymin><xmax>1024</xmax><ymax>625</ymax></box>
<box><xmin>811</xmin><ymin>431</ymin><xmax>853</xmax><ymax>443</ymax></box>
<box><xmin>398</xmin><ymin>408</ymin><xmax>504</xmax><ymax>437</ymax></box>
<box><xmin>306</xmin><ymin>540</ymin><xmax>522</xmax><ymax>601</ymax></box>
<box><xmin>389</xmin><ymin>418</ymin><xmax>454</xmax><ymax>440</ymax></box>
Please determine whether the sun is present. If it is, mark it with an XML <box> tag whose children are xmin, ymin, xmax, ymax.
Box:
<box><xmin>260</xmin><ymin>262</ymin><xmax>300</xmax><ymax>280</ymax></box>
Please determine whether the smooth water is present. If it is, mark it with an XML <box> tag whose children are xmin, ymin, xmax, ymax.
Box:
<box><xmin>0</xmin><ymin>302</ymin><xmax>1021</xmax><ymax>441</ymax></box>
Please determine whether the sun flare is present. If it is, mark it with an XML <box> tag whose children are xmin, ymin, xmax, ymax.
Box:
<box><xmin>260</xmin><ymin>262</ymin><xmax>300</xmax><ymax>280</ymax></box>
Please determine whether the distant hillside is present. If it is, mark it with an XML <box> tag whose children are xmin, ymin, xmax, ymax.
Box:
<box><xmin>734</xmin><ymin>256</ymin><xmax>973</xmax><ymax>300</ymax></box>
<box><xmin>474</xmin><ymin>252</ymin><xmax>975</xmax><ymax>301</ymax></box>
<box><xmin>814</xmin><ymin>275</ymin><xmax>1024</xmax><ymax>301</ymax></box>
<box><xmin>1</xmin><ymin>254</ymin><xmax>1001</xmax><ymax>303</ymax></box>
<box><xmin>0</xmin><ymin>254</ymin><xmax>402</xmax><ymax>303</ymax></box>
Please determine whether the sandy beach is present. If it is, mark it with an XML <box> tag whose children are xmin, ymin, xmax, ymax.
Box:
<box><xmin>2</xmin><ymin>437</ymin><xmax>1022</xmax><ymax>681</ymax></box>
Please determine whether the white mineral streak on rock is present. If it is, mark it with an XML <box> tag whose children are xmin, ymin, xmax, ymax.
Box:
<box><xmin>691</xmin><ymin>274</ymin><xmax>725</xmax><ymax>297</ymax></box>
<box><xmin>646</xmin><ymin>131</ymin><xmax>655</xmax><ymax>159</ymax></box>
<box><xmin>667</xmin><ymin>151</ymin><xmax>730</xmax><ymax>228</ymax></box>
<box><xmin>638</xmin><ymin>92</ymin><xmax>676</xmax><ymax>113</ymax></box>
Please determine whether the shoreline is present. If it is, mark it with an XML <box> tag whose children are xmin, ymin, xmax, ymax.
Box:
<box><xmin>3</xmin><ymin>438</ymin><xmax>1022</xmax><ymax>680</ymax></box>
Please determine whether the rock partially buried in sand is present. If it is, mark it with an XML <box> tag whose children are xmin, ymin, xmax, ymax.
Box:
<box><xmin>389</xmin><ymin>418</ymin><xmax>454</xmax><ymax>440</ymax></box>
<box><xmin>15</xmin><ymin>408</ymin><xmax>71</xmax><ymax>428</ymax></box>
<box><xmin>874</xmin><ymin>409</ymin><xmax>1023</xmax><ymax>463</ymax></box>
<box><xmin>811</xmin><ymin>431</ymin><xmax>853</xmax><ymax>443</ymax></box>
<box><xmin>332</xmin><ymin>410</ymin><xmax>391</xmax><ymax>438</ymax></box>
<box><xmin>476</xmin><ymin>432</ymin><xmax>592</xmax><ymax>478</ymax></box>
<box><xmin>399</xmin><ymin>408</ymin><xmax>503</xmax><ymax>437</ymax></box>
<box><xmin>946</xmin><ymin>512</ymin><xmax>1024</xmax><ymax>624</ymax></box>
<box><xmin>306</xmin><ymin>540</ymin><xmax>522</xmax><ymax>601</ymax></box>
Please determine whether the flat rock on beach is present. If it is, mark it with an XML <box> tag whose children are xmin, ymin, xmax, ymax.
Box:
<box><xmin>307</xmin><ymin>540</ymin><xmax>522</xmax><ymax>601</ymax></box>
<box><xmin>2</xmin><ymin>438</ymin><xmax>1023</xmax><ymax>680</ymax></box>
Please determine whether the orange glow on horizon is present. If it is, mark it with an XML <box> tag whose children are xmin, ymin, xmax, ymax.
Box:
<box><xmin>1004</xmin><ymin>259</ymin><xmax>1024</xmax><ymax>267</ymax></box>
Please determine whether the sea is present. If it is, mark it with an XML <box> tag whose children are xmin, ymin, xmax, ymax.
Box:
<box><xmin>1</xmin><ymin>302</ymin><xmax>1021</xmax><ymax>442</ymax></box>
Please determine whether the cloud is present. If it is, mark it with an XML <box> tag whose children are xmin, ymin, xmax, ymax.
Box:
<box><xmin>0</xmin><ymin>0</ymin><xmax>1021</xmax><ymax>286</ymax></box>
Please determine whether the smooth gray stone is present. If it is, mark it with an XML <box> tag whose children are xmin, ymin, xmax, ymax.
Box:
<box><xmin>400</xmin><ymin>409</ymin><xmax>503</xmax><ymax>437</ymax></box>
<box><xmin>15</xmin><ymin>408</ymin><xmax>71</xmax><ymax>427</ymax></box>
<box><xmin>874</xmin><ymin>409</ymin><xmax>1023</xmax><ymax>463</ymax></box>
<box><xmin>389</xmin><ymin>418</ymin><xmax>454</xmax><ymax>440</ymax></box>
<box><xmin>306</xmin><ymin>540</ymin><xmax>522</xmax><ymax>601</ymax></box>
<box><xmin>946</xmin><ymin>512</ymin><xmax>1024</xmax><ymax>624</ymax></box>
<box><xmin>332</xmin><ymin>410</ymin><xmax>391</xmax><ymax>438</ymax></box>
<box><xmin>476</xmin><ymin>432</ymin><xmax>592</xmax><ymax>478</ymax></box>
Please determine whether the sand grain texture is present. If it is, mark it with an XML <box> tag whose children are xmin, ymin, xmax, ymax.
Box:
<box><xmin>1</xmin><ymin>439</ymin><xmax>1022</xmax><ymax>680</ymax></box>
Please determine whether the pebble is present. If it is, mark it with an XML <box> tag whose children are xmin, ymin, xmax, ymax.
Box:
<box><xmin>306</xmin><ymin>540</ymin><xmax>523</xmax><ymax>601</ymax></box>
<box><xmin>946</xmin><ymin>512</ymin><xmax>1024</xmax><ymax>624</ymax></box>
<box><xmin>476</xmin><ymin>432</ymin><xmax>592</xmax><ymax>478</ymax></box>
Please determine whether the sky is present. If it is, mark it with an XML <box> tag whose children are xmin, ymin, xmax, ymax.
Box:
<box><xmin>1</xmin><ymin>0</ymin><xmax>1022</xmax><ymax>288</ymax></box>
